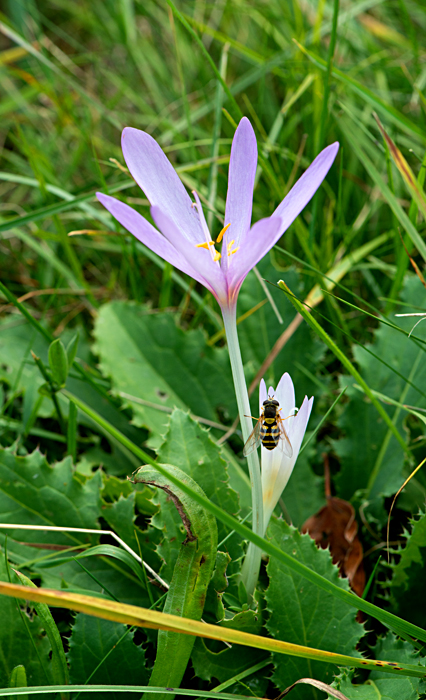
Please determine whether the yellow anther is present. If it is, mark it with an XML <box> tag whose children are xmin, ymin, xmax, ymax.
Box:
<box><xmin>195</xmin><ymin>241</ymin><xmax>214</xmax><ymax>249</ymax></box>
<box><xmin>213</xmin><ymin>251</ymin><xmax>221</xmax><ymax>262</ymax></box>
<box><xmin>227</xmin><ymin>239</ymin><xmax>240</xmax><ymax>256</ymax></box>
<box><xmin>216</xmin><ymin>223</ymin><xmax>231</xmax><ymax>244</ymax></box>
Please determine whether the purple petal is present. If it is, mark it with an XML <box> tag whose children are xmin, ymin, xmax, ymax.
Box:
<box><xmin>224</xmin><ymin>117</ymin><xmax>257</xmax><ymax>250</ymax></box>
<box><xmin>151</xmin><ymin>205</ymin><xmax>227</xmax><ymax>302</ymax></box>
<box><xmin>226</xmin><ymin>216</ymin><xmax>284</xmax><ymax>292</ymax></box>
<box><xmin>121</xmin><ymin>127</ymin><xmax>203</xmax><ymax>243</ymax></box>
<box><xmin>97</xmin><ymin>193</ymin><xmax>205</xmax><ymax>286</ymax></box>
<box><xmin>273</xmin><ymin>142</ymin><xmax>339</xmax><ymax>232</ymax></box>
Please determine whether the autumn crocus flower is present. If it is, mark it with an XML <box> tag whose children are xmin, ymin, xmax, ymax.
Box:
<box><xmin>259</xmin><ymin>373</ymin><xmax>313</xmax><ymax>533</ymax></box>
<box><xmin>97</xmin><ymin>118</ymin><xmax>337</xmax><ymax>596</ymax></box>
<box><xmin>97</xmin><ymin>118</ymin><xmax>338</xmax><ymax>314</ymax></box>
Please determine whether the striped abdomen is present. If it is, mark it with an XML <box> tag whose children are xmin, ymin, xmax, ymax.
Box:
<box><xmin>260</xmin><ymin>417</ymin><xmax>280</xmax><ymax>451</ymax></box>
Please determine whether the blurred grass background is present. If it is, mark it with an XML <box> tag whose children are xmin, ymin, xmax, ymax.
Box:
<box><xmin>1</xmin><ymin>0</ymin><xmax>425</xmax><ymax>329</ymax></box>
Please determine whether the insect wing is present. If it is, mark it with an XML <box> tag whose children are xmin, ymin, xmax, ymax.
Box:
<box><xmin>277</xmin><ymin>417</ymin><xmax>293</xmax><ymax>458</ymax></box>
<box><xmin>243</xmin><ymin>418</ymin><xmax>262</xmax><ymax>456</ymax></box>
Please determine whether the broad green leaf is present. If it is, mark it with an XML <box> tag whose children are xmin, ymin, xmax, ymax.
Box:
<box><xmin>14</xmin><ymin>571</ymin><xmax>69</xmax><ymax>693</ymax></box>
<box><xmin>37</xmin><ymin>555</ymin><xmax>147</xmax><ymax>608</ymax></box>
<box><xmin>333</xmin><ymin>634</ymin><xmax>426</xmax><ymax>700</ymax></box>
<box><xmin>93</xmin><ymin>302</ymin><xmax>237</xmax><ymax>448</ymax></box>
<box><xmin>156</xmin><ymin>410</ymin><xmax>243</xmax><ymax>575</ymax></box>
<box><xmin>100</xmin><ymin>489</ymin><xmax>163</xmax><ymax>580</ymax></box>
<box><xmin>390</xmin><ymin>511</ymin><xmax>426</xmax><ymax>628</ymax></box>
<box><xmin>0</xmin><ymin>561</ymin><xmax>53</xmax><ymax>689</ymax></box>
<box><xmin>334</xmin><ymin>276</ymin><xmax>426</xmax><ymax>503</ymax></box>
<box><xmin>133</xmin><ymin>464</ymin><xmax>217</xmax><ymax>700</ymax></box>
<box><xmin>191</xmin><ymin>639</ymin><xmax>269</xmax><ymax>684</ymax></box>
<box><xmin>68</xmin><ymin>613</ymin><xmax>148</xmax><ymax>700</ymax></box>
<box><xmin>0</xmin><ymin>318</ymin><xmax>144</xmax><ymax>475</ymax></box>
<box><xmin>0</xmin><ymin>446</ymin><xmax>102</xmax><ymax>546</ymax></box>
<box><xmin>265</xmin><ymin>519</ymin><xmax>365</xmax><ymax>700</ymax></box>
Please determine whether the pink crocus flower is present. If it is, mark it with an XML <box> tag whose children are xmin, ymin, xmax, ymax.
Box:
<box><xmin>97</xmin><ymin>118</ymin><xmax>338</xmax><ymax>312</ymax></box>
<box><xmin>259</xmin><ymin>373</ymin><xmax>313</xmax><ymax>533</ymax></box>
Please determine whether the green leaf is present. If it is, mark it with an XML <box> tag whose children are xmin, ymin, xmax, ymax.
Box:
<box><xmin>66</xmin><ymin>334</ymin><xmax>79</xmax><ymax>367</ymax></box>
<box><xmin>0</xmin><ymin>560</ymin><xmax>53</xmax><ymax>689</ymax></box>
<box><xmin>390</xmin><ymin>511</ymin><xmax>426</xmax><ymax>628</ymax></box>
<box><xmin>191</xmin><ymin>638</ymin><xmax>268</xmax><ymax>684</ymax></box>
<box><xmin>334</xmin><ymin>633</ymin><xmax>426</xmax><ymax>700</ymax></box>
<box><xmin>93</xmin><ymin>302</ymin><xmax>236</xmax><ymax>448</ymax></box>
<box><xmin>265</xmin><ymin>518</ymin><xmax>365</xmax><ymax>700</ymax></box>
<box><xmin>133</xmin><ymin>464</ymin><xmax>217</xmax><ymax>700</ymax></box>
<box><xmin>156</xmin><ymin>410</ymin><xmax>243</xmax><ymax>574</ymax></box>
<box><xmin>8</xmin><ymin>666</ymin><xmax>27</xmax><ymax>695</ymax></box>
<box><xmin>48</xmin><ymin>339</ymin><xmax>69</xmax><ymax>388</ymax></box>
<box><xmin>67</xmin><ymin>613</ymin><xmax>148</xmax><ymax>700</ymax></box>
<box><xmin>0</xmin><ymin>446</ymin><xmax>102</xmax><ymax>546</ymax></box>
<box><xmin>13</xmin><ymin>571</ymin><xmax>69</xmax><ymax>694</ymax></box>
<box><xmin>100</xmin><ymin>490</ymin><xmax>162</xmax><ymax>581</ymax></box>
<box><xmin>334</xmin><ymin>276</ymin><xmax>426</xmax><ymax>503</ymax></box>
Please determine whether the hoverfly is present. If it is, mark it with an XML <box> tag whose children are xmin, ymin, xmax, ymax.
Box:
<box><xmin>243</xmin><ymin>397</ymin><xmax>293</xmax><ymax>457</ymax></box>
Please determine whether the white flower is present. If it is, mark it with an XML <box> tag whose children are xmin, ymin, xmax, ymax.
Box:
<box><xmin>260</xmin><ymin>373</ymin><xmax>313</xmax><ymax>533</ymax></box>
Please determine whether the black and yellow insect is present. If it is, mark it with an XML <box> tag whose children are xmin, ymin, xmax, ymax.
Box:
<box><xmin>243</xmin><ymin>397</ymin><xmax>293</xmax><ymax>457</ymax></box>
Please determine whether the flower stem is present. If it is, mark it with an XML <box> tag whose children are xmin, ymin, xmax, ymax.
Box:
<box><xmin>221</xmin><ymin>305</ymin><xmax>263</xmax><ymax>597</ymax></box>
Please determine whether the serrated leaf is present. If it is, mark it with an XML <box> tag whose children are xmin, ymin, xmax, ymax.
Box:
<box><xmin>265</xmin><ymin>518</ymin><xmax>365</xmax><ymax>700</ymax></box>
<box><xmin>0</xmin><ymin>446</ymin><xmax>102</xmax><ymax>546</ymax></box>
<box><xmin>93</xmin><ymin>302</ymin><xmax>237</xmax><ymax>448</ymax></box>
<box><xmin>391</xmin><ymin>510</ymin><xmax>426</xmax><ymax>628</ymax></box>
<box><xmin>155</xmin><ymin>410</ymin><xmax>243</xmax><ymax>578</ymax></box>
<box><xmin>333</xmin><ymin>633</ymin><xmax>426</xmax><ymax>700</ymax></box>
<box><xmin>334</xmin><ymin>276</ymin><xmax>426</xmax><ymax>503</ymax></box>
<box><xmin>100</xmin><ymin>489</ymin><xmax>163</xmax><ymax>581</ymax></box>
<box><xmin>67</xmin><ymin>613</ymin><xmax>148</xmax><ymax>700</ymax></box>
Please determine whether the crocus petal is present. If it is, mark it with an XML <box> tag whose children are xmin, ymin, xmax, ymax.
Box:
<box><xmin>288</xmin><ymin>396</ymin><xmax>313</xmax><ymax>454</ymax></box>
<box><xmin>274</xmin><ymin>373</ymin><xmax>295</xmax><ymax>421</ymax></box>
<box><xmin>259</xmin><ymin>379</ymin><xmax>268</xmax><ymax>413</ymax></box>
<box><xmin>273</xmin><ymin>142</ymin><xmax>339</xmax><ymax>234</ymax></box>
<box><xmin>96</xmin><ymin>193</ymin><xmax>205</xmax><ymax>285</ymax></box>
<box><xmin>121</xmin><ymin>127</ymin><xmax>203</xmax><ymax>243</ymax></box>
<box><xmin>226</xmin><ymin>216</ymin><xmax>284</xmax><ymax>294</ymax></box>
<box><xmin>224</xmin><ymin>117</ymin><xmax>257</xmax><ymax>249</ymax></box>
<box><xmin>151</xmin><ymin>205</ymin><xmax>227</xmax><ymax>302</ymax></box>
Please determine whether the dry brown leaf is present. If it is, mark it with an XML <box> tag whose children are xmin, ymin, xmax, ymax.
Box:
<box><xmin>301</xmin><ymin>455</ymin><xmax>365</xmax><ymax>597</ymax></box>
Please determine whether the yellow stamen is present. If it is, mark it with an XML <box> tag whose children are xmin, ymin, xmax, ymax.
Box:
<box><xmin>213</xmin><ymin>251</ymin><xmax>221</xmax><ymax>262</ymax></box>
<box><xmin>226</xmin><ymin>239</ymin><xmax>240</xmax><ymax>256</ymax></box>
<box><xmin>195</xmin><ymin>241</ymin><xmax>215</xmax><ymax>249</ymax></box>
<box><xmin>216</xmin><ymin>222</ymin><xmax>231</xmax><ymax>244</ymax></box>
